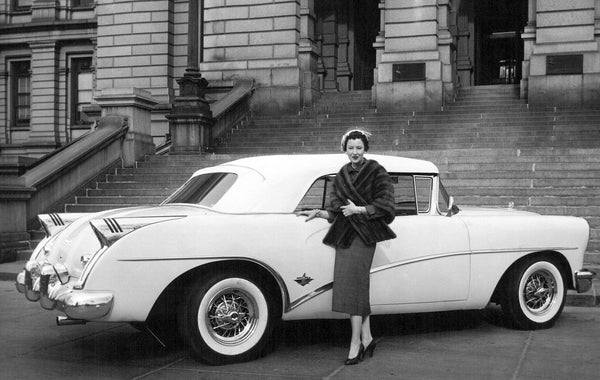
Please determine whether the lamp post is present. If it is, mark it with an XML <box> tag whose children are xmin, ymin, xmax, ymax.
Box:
<box><xmin>167</xmin><ymin>0</ymin><xmax>214</xmax><ymax>153</ymax></box>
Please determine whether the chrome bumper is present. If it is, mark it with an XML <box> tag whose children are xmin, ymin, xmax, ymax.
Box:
<box><xmin>15</xmin><ymin>261</ymin><xmax>113</xmax><ymax>322</ymax></box>
<box><xmin>575</xmin><ymin>269</ymin><xmax>596</xmax><ymax>293</ymax></box>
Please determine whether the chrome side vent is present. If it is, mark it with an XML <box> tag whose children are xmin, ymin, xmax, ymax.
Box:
<box><xmin>89</xmin><ymin>216</ymin><xmax>185</xmax><ymax>248</ymax></box>
<box><xmin>38</xmin><ymin>213</ymin><xmax>90</xmax><ymax>237</ymax></box>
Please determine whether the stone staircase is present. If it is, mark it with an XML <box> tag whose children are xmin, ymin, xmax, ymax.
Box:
<box><xmin>40</xmin><ymin>84</ymin><xmax>600</xmax><ymax>264</ymax></box>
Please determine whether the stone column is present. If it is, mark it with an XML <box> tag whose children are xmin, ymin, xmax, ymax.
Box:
<box><xmin>316</xmin><ymin>15</ymin><xmax>327</xmax><ymax>92</ymax></box>
<box><xmin>299</xmin><ymin>0</ymin><xmax>320</xmax><ymax>107</ymax></box>
<box><xmin>336</xmin><ymin>6</ymin><xmax>352</xmax><ymax>91</ymax></box>
<box><xmin>456</xmin><ymin>9</ymin><xmax>473</xmax><ymax>87</ymax></box>
<box><xmin>372</xmin><ymin>0</ymin><xmax>386</xmax><ymax>103</ymax></box>
<box><xmin>438</xmin><ymin>0</ymin><xmax>455</xmax><ymax>105</ymax></box>
<box><xmin>95</xmin><ymin>88</ymin><xmax>157</xmax><ymax>167</ymax></box>
<box><xmin>167</xmin><ymin>0</ymin><xmax>214</xmax><ymax>153</ymax></box>
<box><xmin>520</xmin><ymin>0</ymin><xmax>536</xmax><ymax>99</ymax></box>
<box><xmin>28</xmin><ymin>40</ymin><xmax>60</xmax><ymax>146</ymax></box>
<box><xmin>321</xmin><ymin>7</ymin><xmax>339</xmax><ymax>91</ymax></box>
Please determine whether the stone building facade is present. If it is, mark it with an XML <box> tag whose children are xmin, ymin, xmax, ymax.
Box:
<box><xmin>1</xmin><ymin>0</ymin><xmax>599</xmax><ymax>160</ymax></box>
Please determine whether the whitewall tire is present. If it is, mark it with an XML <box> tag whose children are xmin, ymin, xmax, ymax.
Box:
<box><xmin>502</xmin><ymin>258</ymin><xmax>566</xmax><ymax>330</ymax></box>
<box><xmin>180</xmin><ymin>271</ymin><xmax>277</xmax><ymax>364</ymax></box>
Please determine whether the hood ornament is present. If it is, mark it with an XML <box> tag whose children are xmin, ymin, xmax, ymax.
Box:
<box><xmin>294</xmin><ymin>273</ymin><xmax>313</xmax><ymax>286</ymax></box>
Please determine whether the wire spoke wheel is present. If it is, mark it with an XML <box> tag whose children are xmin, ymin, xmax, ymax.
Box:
<box><xmin>502</xmin><ymin>258</ymin><xmax>566</xmax><ymax>330</ymax></box>
<box><xmin>206</xmin><ymin>289</ymin><xmax>259</xmax><ymax>345</ymax></box>
<box><xmin>180</xmin><ymin>271</ymin><xmax>277</xmax><ymax>365</ymax></box>
<box><xmin>523</xmin><ymin>270</ymin><xmax>556</xmax><ymax>314</ymax></box>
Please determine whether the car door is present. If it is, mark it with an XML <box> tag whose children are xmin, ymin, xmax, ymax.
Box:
<box><xmin>369</xmin><ymin>174</ymin><xmax>471</xmax><ymax>309</ymax></box>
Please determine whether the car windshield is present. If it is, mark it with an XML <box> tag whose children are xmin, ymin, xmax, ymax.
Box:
<box><xmin>162</xmin><ymin>173</ymin><xmax>238</xmax><ymax>207</ymax></box>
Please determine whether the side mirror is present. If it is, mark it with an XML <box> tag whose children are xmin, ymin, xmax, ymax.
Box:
<box><xmin>446</xmin><ymin>196</ymin><xmax>459</xmax><ymax>217</ymax></box>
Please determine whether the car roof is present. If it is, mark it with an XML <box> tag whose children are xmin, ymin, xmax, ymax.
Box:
<box><xmin>218</xmin><ymin>154</ymin><xmax>439</xmax><ymax>178</ymax></box>
<box><xmin>189</xmin><ymin>154</ymin><xmax>439</xmax><ymax>213</ymax></box>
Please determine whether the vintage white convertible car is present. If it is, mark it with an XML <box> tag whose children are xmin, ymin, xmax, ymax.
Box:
<box><xmin>16</xmin><ymin>154</ymin><xmax>594</xmax><ymax>364</ymax></box>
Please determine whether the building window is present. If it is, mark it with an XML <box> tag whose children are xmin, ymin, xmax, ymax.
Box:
<box><xmin>73</xmin><ymin>0</ymin><xmax>94</xmax><ymax>7</ymax></box>
<box><xmin>11</xmin><ymin>61</ymin><xmax>31</xmax><ymax>128</ymax></box>
<box><xmin>13</xmin><ymin>0</ymin><xmax>32</xmax><ymax>11</ymax></box>
<box><xmin>70</xmin><ymin>57</ymin><xmax>93</xmax><ymax>126</ymax></box>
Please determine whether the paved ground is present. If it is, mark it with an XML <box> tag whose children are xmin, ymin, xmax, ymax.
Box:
<box><xmin>2</xmin><ymin>278</ymin><xmax>600</xmax><ymax>379</ymax></box>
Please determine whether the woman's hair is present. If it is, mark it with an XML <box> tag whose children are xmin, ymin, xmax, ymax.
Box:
<box><xmin>340</xmin><ymin>129</ymin><xmax>371</xmax><ymax>152</ymax></box>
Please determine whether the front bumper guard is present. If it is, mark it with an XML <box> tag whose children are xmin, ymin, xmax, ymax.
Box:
<box><xmin>575</xmin><ymin>269</ymin><xmax>596</xmax><ymax>293</ymax></box>
<box><xmin>15</xmin><ymin>263</ymin><xmax>113</xmax><ymax>322</ymax></box>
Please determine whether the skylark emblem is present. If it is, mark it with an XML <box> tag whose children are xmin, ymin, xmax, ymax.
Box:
<box><xmin>294</xmin><ymin>273</ymin><xmax>313</xmax><ymax>286</ymax></box>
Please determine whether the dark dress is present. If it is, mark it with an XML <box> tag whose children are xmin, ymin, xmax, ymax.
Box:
<box><xmin>324</xmin><ymin>159</ymin><xmax>396</xmax><ymax>317</ymax></box>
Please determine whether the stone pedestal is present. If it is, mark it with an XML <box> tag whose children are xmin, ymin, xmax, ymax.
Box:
<box><xmin>166</xmin><ymin>71</ymin><xmax>214</xmax><ymax>154</ymax></box>
<box><xmin>95</xmin><ymin>88</ymin><xmax>157</xmax><ymax>167</ymax></box>
<box><xmin>0</xmin><ymin>179</ymin><xmax>34</xmax><ymax>263</ymax></box>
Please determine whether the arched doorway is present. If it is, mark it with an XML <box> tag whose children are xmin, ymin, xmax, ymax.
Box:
<box><xmin>456</xmin><ymin>0</ymin><xmax>528</xmax><ymax>86</ymax></box>
<box><xmin>314</xmin><ymin>0</ymin><xmax>379</xmax><ymax>92</ymax></box>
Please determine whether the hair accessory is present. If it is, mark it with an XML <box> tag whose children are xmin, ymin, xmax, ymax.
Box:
<box><xmin>340</xmin><ymin>129</ymin><xmax>372</xmax><ymax>151</ymax></box>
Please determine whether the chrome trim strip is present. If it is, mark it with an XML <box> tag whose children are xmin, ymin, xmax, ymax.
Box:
<box><xmin>469</xmin><ymin>247</ymin><xmax>578</xmax><ymax>255</ymax></box>
<box><xmin>288</xmin><ymin>283</ymin><xmax>332</xmax><ymax>311</ymax></box>
<box><xmin>370</xmin><ymin>247</ymin><xmax>578</xmax><ymax>275</ymax></box>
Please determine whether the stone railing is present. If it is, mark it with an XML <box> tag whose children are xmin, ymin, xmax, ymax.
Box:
<box><xmin>0</xmin><ymin>116</ymin><xmax>128</xmax><ymax>262</ymax></box>
<box><xmin>0</xmin><ymin>87</ymin><xmax>158</xmax><ymax>262</ymax></box>
<box><xmin>210</xmin><ymin>79</ymin><xmax>255</xmax><ymax>148</ymax></box>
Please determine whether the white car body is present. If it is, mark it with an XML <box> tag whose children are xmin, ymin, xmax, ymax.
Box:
<box><xmin>16</xmin><ymin>154</ymin><xmax>594</xmax><ymax>364</ymax></box>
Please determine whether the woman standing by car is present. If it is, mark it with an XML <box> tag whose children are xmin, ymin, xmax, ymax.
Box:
<box><xmin>298</xmin><ymin>129</ymin><xmax>397</xmax><ymax>365</ymax></box>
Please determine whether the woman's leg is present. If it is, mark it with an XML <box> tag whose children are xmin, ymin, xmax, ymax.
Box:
<box><xmin>348</xmin><ymin>315</ymin><xmax>363</xmax><ymax>358</ymax></box>
<box><xmin>361</xmin><ymin>315</ymin><xmax>373</xmax><ymax>347</ymax></box>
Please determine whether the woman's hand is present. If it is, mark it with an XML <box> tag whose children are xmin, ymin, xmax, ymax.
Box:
<box><xmin>296</xmin><ymin>209</ymin><xmax>322</xmax><ymax>222</ymax></box>
<box><xmin>341</xmin><ymin>199</ymin><xmax>366</xmax><ymax>217</ymax></box>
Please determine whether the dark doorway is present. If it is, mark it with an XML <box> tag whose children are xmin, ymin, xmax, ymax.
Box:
<box><xmin>351</xmin><ymin>0</ymin><xmax>379</xmax><ymax>90</ymax></box>
<box><xmin>314</xmin><ymin>0</ymin><xmax>379</xmax><ymax>92</ymax></box>
<box><xmin>474</xmin><ymin>0</ymin><xmax>528</xmax><ymax>85</ymax></box>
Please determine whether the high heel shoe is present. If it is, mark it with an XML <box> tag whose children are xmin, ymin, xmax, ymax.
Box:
<box><xmin>344</xmin><ymin>344</ymin><xmax>364</xmax><ymax>365</ymax></box>
<box><xmin>363</xmin><ymin>339</ymin><xmax>376</xmax><ymax>359</ymax></box>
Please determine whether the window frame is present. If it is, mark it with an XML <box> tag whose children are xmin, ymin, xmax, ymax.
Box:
<box><xmin>414</xmin><ymin>175</ymin><xmax>433</xmax><ymax>214</ymax></box>
<box><xmin>12</xmin><ymin>0</ymin><xmax>32</xmax><ymax>12</ymax></box>
<box><xmin>69</xmin><ymin>56</ymin><xmax>94</xmax><ymax>128</ymax></box>
<box><xmin>294</xmin><ymin>173</ymin><xmax>435</xmax><ymax>217</ymax></box>
<box><xmin>294</xmin><ymin>176</ymin><xmax>333</xmax><ymax>212</ymax></box>
<box><xmin>10</xmin><ymin>60</ymin><xmax>31</xmax><ymax>129</ymax></box>
<box><xmin>72</xmin><ymin>0</ymin><xmax>95</xmax><ymax>9</ymax></box>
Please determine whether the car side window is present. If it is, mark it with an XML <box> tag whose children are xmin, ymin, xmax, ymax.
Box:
<box><xmin>296</xmin><ymin>174</ymin><xmax>432</xmax><ymax>216</ymax></box>
<box><xmin>295</xmin><ymin>176</ymin><xmax>333</xmax><ymax>211</ymax></box>
<box><xmin>391</xmin><ymin>175</ymin><xmax>417</xmax><ymax>215</ymax></box>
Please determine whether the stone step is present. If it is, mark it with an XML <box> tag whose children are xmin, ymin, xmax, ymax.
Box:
<box><xmin>96</xmin><ymin>181</ymin><xmax>181</xmax><ymax>190</ymax></box>
<box><xmin>87</xmin><ymin>188</ymin><xmax>174</xmax><ymax>197</ymax></box>
<box><xmin>105</xmin><ymin>173</ymin><xmax>193</xmax><ymax>182</ymax></box>
<box><xmin>117</xmin><ymin>167</ymin><xmax>200</xmax><ymax>175</ymax></box>
<box><xmin>444</xmin><ymin>177</ymin><xmax>600</xmax><ymax>188</ymax></box>
<box><xmin>448</xmin><ymin>187</ymin><xmax>599</xmax><ymax>198</ymax></box>
<box><xmin>65</xmin><ymin>204</ymin><xmax>150</xmax><ymax>213</ymax></box>
<box><xmin>443</xmin><ymin>170</ymin><xmax>600</xmax><ymax>179</ymax></box>
<box><xmin>454</xmin><ymin>195</ymin><xmax>600</xmax><ymax>208</ymax></box>
<box><xmin>255</xmin><ymin>111</ymin><xmax>600</xmax><ymax>122</ymax></box>
<box><xmin>74</xmin><ymin>196</ymin><xmax>165</xmax><ymax>205</ymax></box>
